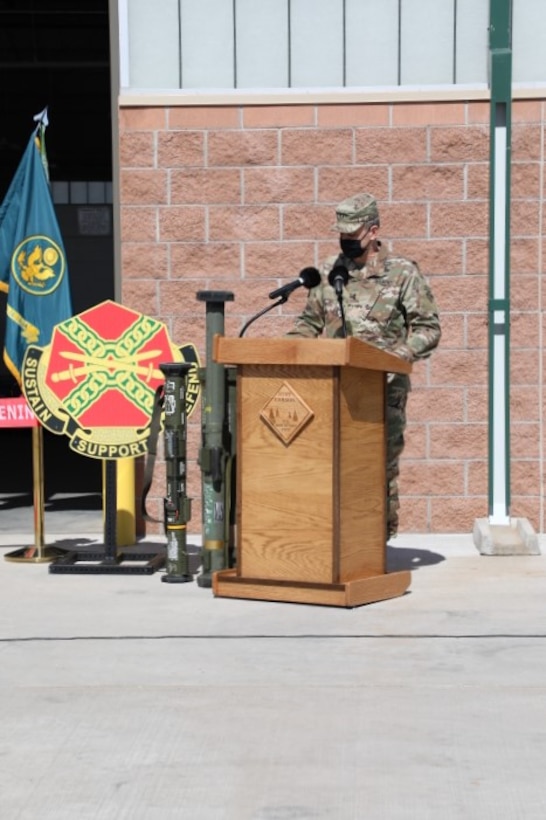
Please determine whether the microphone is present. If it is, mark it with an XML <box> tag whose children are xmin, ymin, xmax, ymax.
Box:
<box><xmin>328</xmin><ymin>265</ymin><xmax>349</xmax><ymax>297</ymax></box>
<box><xmin>269</xmin><ymin>267</ymin><xmax>321</xmax><ymax>300</ymax></box>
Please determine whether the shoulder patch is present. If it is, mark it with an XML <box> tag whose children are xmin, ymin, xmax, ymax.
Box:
<box><xmin>384</xmin><ymin>255</ymin><xmax>417</xmax><ymax>276</ymax></box>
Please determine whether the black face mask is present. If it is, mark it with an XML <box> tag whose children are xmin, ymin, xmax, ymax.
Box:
<box><xmin>339</xmin><ymin>238</ymin><xmax>364</xmax><ymax>259</ymax></box>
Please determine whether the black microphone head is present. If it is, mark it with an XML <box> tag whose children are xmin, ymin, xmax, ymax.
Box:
<box><xmin>299</xmin><ymin>267</ymin><xmax>321</xmax><ymax>289</ymax></box>
<box><xmin>328</xmin><ymin>265</ymin><xmax>349</xmax><ymax>287</ymax></box>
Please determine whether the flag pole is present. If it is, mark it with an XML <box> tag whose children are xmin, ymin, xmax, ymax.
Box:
<box><xmin>5</xmin><ymin>424</ymin><xmax>67</xmax><ymax>562</ymax></box>
<box><xmin>3</xmin><ymin>108</ymin><xmax>71</xmax><ymax>563</ymax></box>
<box><xmin>31</xmin><ymin>426</ymin><xmax>46</xmax><ymax>551</ymax></box>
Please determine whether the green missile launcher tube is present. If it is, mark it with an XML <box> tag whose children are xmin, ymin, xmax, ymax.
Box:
<box><xmin>196</xmin><ymin>291</ymin><xmax>235</xmax><ymax>588</ymax></box>
<box><xmin>159</xmin><ymin>362</ymin><xmax>194</xmax><ymax>584</ymax></box>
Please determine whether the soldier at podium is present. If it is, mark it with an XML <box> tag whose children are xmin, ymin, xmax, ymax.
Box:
<box><xmin>286</xmin><ymin>192</ymin><xmax>441</xmax><ymax>540</ymax></box>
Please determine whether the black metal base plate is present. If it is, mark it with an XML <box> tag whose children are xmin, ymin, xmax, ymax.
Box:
<box><xmin>49</xmin><ymin>546</ymin><xmax>165</xmax><ymax>575</ymax></box>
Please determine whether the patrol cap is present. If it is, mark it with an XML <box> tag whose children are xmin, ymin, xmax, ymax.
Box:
<box><xmin>332</xmin><ymin>192</ymin><xmax>380</xmax><ymax>233</ymax></box>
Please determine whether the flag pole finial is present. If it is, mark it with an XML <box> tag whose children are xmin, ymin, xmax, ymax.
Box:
<box><xmin>33</xmin><ymin>107</ymin><xmax>49</xmax><ymax>128</ymax></box>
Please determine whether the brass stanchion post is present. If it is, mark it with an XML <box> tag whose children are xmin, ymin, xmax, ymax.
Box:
<box><xmin>4</xmin><ymin>425</ymin><xmax>69</xmax><ymax>563</ymax></box>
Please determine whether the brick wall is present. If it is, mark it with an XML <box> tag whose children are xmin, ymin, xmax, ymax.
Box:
<box><xmin>118</xmin><ymin>99</ymin><xmax>546</xmax><ymax>535</ymax></box>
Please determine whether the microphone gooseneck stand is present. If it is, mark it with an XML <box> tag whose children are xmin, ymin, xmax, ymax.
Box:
<box><xmin>328</xmin><ymin>265</ymin><xmax>349</xmax><ymax>340</ymax></box>
<box><xmin>239</xmin><ymin>267</ymin><xmax>321</xmax><ymax>337</ymax></box>
<box><xmin>337</xmin><ymin>292</ymin><xmax>347</xmax><ymax>339</ymax></box>
<box><xmin>239</xmin><ymin>296</ymin><xmax>286</xmax><ymax>338</ymax></box>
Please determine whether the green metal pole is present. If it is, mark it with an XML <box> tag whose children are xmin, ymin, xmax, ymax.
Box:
<box><xmin>160</xmin><ymin>362</ymin><xmax>193</xmax><ymax>583</ymax></box>
<box><xmin>487</xmin><ymin>0</ymin><xmax>512</xmax><ymax>525</ymax></box>
<box><xmin>196</xmin><ymin>290</ymin><xmax>235</xmax><ymax>587</ymax></box>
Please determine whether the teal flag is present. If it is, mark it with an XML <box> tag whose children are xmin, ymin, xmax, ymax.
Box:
<box><xmin>0</xmin><ymin>124</ymin><xmax>72</xmax><ymax>383</ymax></box>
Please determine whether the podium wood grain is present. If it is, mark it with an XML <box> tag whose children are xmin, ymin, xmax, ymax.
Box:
<box><xmin>212</xmin><ymin>337</ymin><xmax>412</xmax><ymax>608</ymax></box>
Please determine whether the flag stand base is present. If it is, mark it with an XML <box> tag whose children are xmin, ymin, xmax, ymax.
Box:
<box><xmin>48</xmin><ymin>546</ymin><xmax>165</xmax><ymax>575</ymax></box>
<box><xmin>4</xmin><ymin>544</ymin><xmax>71</xmax><ymax>563</ymax></box>
<box><xmin>48</xmin><ymin>460</ymin><xmax>165</xmax><ymax>576</ymax></box>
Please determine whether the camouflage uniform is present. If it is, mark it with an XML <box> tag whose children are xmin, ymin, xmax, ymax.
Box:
<box><xmin>287</xmin><ymin>194</ymin><xmax>441</xmax><ymax>539</ymax></box>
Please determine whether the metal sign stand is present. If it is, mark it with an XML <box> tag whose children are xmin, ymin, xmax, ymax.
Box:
<box><xmin>49</xmin><ymin>460</ymin><xmax>165</xmax><ymax>574</ymax></box>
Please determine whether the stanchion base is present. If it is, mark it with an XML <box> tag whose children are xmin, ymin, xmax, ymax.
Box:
<box><xmin>161</xmin><ymin>574</ymin><xmax>193</xmax><ymax>584</ymax></box>
<box><xmin>49</xmin><ymin>547</ymin><xmax>165</xmax><ymax>575</ymax></box>
<box><xmin>4</xmin><ymin>545</ymin><xmax>71</xmax><ymax>564</ymax></box>
<box><xmin>197</xmin><ymin>573</ymin><xmax>212</xmax><ymax>588</ymax></box>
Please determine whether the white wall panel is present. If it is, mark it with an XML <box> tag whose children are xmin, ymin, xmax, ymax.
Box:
<box><xmin>181</xmin><ymin>0</ymin><xmax>234</xmax><ymax>88</ymax></box>
<box><xmin>122</xmin><ymin>0</ymin><xmax>546</xmax><ymax>92</ymax></box>
<box><xmin>513</xmin><ymin>0</ymin><xmax>546</xmax><ymax>82</ymax></box>
<box><xmin>455</xmin><ymin>0</ymin><xmax>488</xmax><ymax>84</ymax></box>
<box><xmin>401</xmin><ymin>0</ymin><xmax>454</xmax><ymax>85</ymax></box>
<box><xmin>346</xmin><ymin>0</ymin><xmax>399</xmax><ymax>87</ymax></box>
<box><xmin>290</xmin><ymin>0</ymin><xmax>344</xmax><ymax>87</ymax></box>
<box><xmin>236</xmin><ymin>0</ymin><xmax>289</xmax><ymax>88</ymax></box>
<box><xmin>128</xmin><ymin>0</ymin><xmax>180</xmax><ymax>88</ymax></box>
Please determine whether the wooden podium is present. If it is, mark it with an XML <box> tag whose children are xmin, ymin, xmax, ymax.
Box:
<box><xmin>212</xmin><ymin>336</ymin><xmax>412</xmax><ymax>608</ymax></box>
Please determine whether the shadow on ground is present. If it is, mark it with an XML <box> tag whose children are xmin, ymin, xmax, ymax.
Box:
<box><xmin>0</xmin><ymin>493</ymin><xmax>102</xmax><ymax>511</ymax></box>
<box><xmin>45</xmin><ymin>494</ymin><xmax>102</xmax><ymax>511</ymax></box>
<box><xmin>0</xmin><ymin>493</ymin><xmax>33</xmax><ymax>509</ymax></box>
<box><xmin>387</xmin><ymin>545</ymin><xmax>445</xmax><ymax>572</ymax></box>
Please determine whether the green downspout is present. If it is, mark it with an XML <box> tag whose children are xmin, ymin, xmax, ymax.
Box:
<box><xmin>487</xmin><ymin>0</ymin><xmax>512</xmax><ymax>525</ymax></box>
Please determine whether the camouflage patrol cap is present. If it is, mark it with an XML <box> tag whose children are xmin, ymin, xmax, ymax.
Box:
<box><xmin>332</xmin><ymin>193</ymin><xmax>380</xmax><ymax>233</ymax></box>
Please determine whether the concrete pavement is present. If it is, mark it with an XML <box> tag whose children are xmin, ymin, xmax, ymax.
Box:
<box><xmin>1</xmin><ymin>508</ymin><xmax>546</xmax><ymax>819</ymax></box>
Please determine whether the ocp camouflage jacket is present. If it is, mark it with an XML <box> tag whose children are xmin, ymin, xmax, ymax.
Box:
<box><xmin>287</xmin><ymin>243</ymin><xmax>441</xmax><ymax>391</ymax></box>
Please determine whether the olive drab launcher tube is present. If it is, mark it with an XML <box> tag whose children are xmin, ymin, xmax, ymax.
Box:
<box><xmin>159</xmin><ymin>362</ymin><xmax>193</xmax><ymax>583</ymax></box>
<box><xmin>196</xmin><ymin>291</ymin><xmax>235</xmax><ymax>588</ymax></box>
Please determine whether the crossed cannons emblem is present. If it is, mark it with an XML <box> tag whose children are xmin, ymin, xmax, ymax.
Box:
<box><xmin>22</xmin><ymin>300</ymin><xmax>199</xmax><ymax>459</ymax></box>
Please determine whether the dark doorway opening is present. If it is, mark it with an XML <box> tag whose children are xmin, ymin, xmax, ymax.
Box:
<box><xmin>0</xmin><ymin>1</ymin><xmax>113</xmax><ymax>503</ymax></box>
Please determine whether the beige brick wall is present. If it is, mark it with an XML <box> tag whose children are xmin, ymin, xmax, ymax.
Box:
<box><xmin>119</xmin><ymin>99</ymin><xmax>546</xmax><ymax>535</ymax></box>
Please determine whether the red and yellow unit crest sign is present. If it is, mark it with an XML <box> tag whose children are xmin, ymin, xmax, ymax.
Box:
<box><xmin>21</xmin><ymin>300</ymin><xmax>199</xmax><ymax>459</ymax></box>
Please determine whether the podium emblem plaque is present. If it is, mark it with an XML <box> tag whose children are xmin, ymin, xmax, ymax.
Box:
<box><xmin>260</xmin><ymin>381</ymin><xmax>314</xmax><ymax>446</ymax></box>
